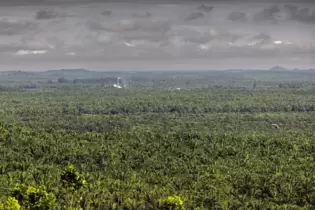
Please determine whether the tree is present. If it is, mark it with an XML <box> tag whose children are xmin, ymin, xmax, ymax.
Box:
<box><xmin>58</xmin><ymin>77</ymin><xmax>69</xmax><ymax>83</ymax></box>
<box><xmin>10</xmin><ymin>184</ymin><xmax>56</xmax><ymax>210</ymax></box>
<box><xmin>61</xmin><ymin>165</ymin><xmax>86</xmax><ymax>192</ymax></box>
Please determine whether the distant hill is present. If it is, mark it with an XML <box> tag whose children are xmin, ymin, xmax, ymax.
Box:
<box><xmin>0</xmin><ymin>71</ymin><xmax>36</xmax><ymax>76</ymax></box>
<box><xmin>268</xmin><ymin>66</ymin><xmax>288</xmax><ymax>71</ymax></box>
<box><xmin>45</xmin><ymin>69</ymin><xmax>91</xmax><ymax>73</ymax></box>
<box><xmin>43</xmin><ymin>69</ymin><xmax>97</xmax><ymax>79</ymax></box>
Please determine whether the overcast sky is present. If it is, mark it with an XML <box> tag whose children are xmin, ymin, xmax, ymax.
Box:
<box><xmin>0</xmin><ymin>0</ymin><xmax>314</xmax><ymax>71</ymax></box>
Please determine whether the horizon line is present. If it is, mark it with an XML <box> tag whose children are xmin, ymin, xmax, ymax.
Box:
<box><xmin>2</xmin><ymin>66</ymin><xmax>315</xmax><ymax>73</ymax></box>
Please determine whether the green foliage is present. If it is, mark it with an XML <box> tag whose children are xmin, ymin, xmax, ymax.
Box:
<box><xmin>1</xmin><ymin>70</ymin><xmax>315</xmax><ymax>208</ymax></box>
<box><xmin>10</xmin><ymin>184</ymin><xmax>56</xmax><ymax>210</ymax></box>
<box><xmin>159</xmin><ymin>195</ymin><xmax>184</xmax><ymax>210</ymax></box>
<box><xmin>0</xmin><ymin>197</ymin><xmax>21</xmax><ymax>210</ymax></box>
<box><xmin>60</xmin><ymin>165</ymin><xmax>86</xmax><ymax>192</ymax></box>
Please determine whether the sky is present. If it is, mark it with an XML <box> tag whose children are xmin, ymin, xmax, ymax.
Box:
<box><xmin>0</xmin><ymin>0</ymin><xmax>314</xmax><ymax>71</ymax></box>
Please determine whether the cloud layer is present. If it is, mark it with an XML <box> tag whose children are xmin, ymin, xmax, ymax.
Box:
<box><xmin>226</xmin><ymin>3</ymin><xmax>315</xmax><ymax>24</ymax></box>
<box><xmin>0</xmin><ymin>1</ymin><xmax>314</xmax><ymax>70</ymax></box>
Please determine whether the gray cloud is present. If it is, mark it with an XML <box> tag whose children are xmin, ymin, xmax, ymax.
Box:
<box><xmin>177</xmin><ymin>28</ymin><xmax>212</xmax><ymax>44</ymax></box>
<box><xmin>131</xmin><ymin>12</ymin><xmax>152</xmax><ymax>18</ymax></box>
<box><xmin>284</xmin><ymin>5</ymin><xmax>315</xmax><ymax>23</ymax></box>
<box><xmin>227</xmin><ymin>11</ymin><xmax>247</xmax><ymax>21</ymax></box>
<box><xmin>101</xmin><ymin>10</ymin><xmax>112</xmax><ymax>16</ymax></box>
<box><xmin>35</xmin><ymin>9</ymin><xmax>59</xmax><ymax>19</ymax></box>
<box><xmin>251</xmin><ymin>33</ymin><xmax>273</xmax><ymax>45</ymax></box>
<box><xmin>120</xmin><ymin>31</ymin><xmax>169</xmax><ymax>42</ymax></box>
<box><xmin>88</xmin><ymin>19</ymin><xmax>172</xmax><ymax>33</ymax></box>
<box><xmin>1</xmin><ymin>0</ymin><xmax>315</xmax><ymax>6</ymax></box>
<box><xmin>185</xmin><ymin>12</ymin><xmax>204</xmax><ymax>21</ymax></box>
<box><xmin>197</xmin><ymin>4</ymin><xmax>213</xmax><ymax>12</ymax></box>
<box><xmin>253</xmin><ymin>4</ymin><xmax>282</xmax><ymax>23</ymax></box>
<box><xmin>253</xmin><ymin>4</ymin><xmax>315</xmax><ymax>24</ymax></box>
<box><xmin>0</xmin><ymin>1</ymin><xmax>314</xmax><ymax>70</ymax></box>
<box><xmin>0</xmin><ymin>19</ymin><xmax>38</xmax><ymax>35</ymax></box>
<box><xmin>0</xmin><ymin>43</ymin><xmax>44</xmax><ymax>53</ymax></box>
<box><xmin>177</xmin><ymin>27</ymin><xmax>242</xmax><ymax>45</ymax></box>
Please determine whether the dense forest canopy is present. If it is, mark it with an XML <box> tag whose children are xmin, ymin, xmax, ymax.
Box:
<box><xmin>1</xmin><ymin>69</ymin><xmax>315</xmax><ymax>209</ymax></box>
